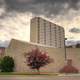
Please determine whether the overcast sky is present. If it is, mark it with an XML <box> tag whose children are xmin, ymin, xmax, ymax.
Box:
<box><xmin>0</xmin><ymin>0</ymin><xmax>80</xmax><ymax>46</ymax></box>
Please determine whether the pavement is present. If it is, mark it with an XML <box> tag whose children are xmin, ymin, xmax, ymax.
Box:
<box><xmin>0</xmin><ymin>75</ymin><xmax>80</xmax><ymax>80</ymax></box>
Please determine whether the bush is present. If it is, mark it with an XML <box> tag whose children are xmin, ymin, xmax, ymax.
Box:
<box><xmin>0</xmin><ymin>56</ymin><xmax>14</xmax><ymax>72</ymax></box>
<box><xmin>59</xmin><ymin>59</ymin><xmax>79</xmax><ymax>73</ymax></box>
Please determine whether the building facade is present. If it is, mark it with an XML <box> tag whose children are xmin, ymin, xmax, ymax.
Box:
<box><xmin>5</xmin><ymin>39</ymin><xmax>80</xmax><ymax>72</ymax></box>
<box><xmin>30</xmin><ymin>17</ymin><xmax>65</xmax><ymax>48</ymax></box>
<box><xmin>6</xmin><ymin>39</ymin><xmax>65</xmax><ymax>72</ymax></box>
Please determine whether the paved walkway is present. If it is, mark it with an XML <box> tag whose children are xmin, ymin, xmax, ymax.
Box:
<box><xmin>0</xmin><ymin>75</ymin><xmax>80</xmax><ymax>80</ymax></box>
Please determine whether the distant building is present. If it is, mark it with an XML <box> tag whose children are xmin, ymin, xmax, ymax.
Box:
<box><xmin>0</xmin><ymin>47</ymin><xmax>5</xmax><ymax>57</ymax></box>
<box><xmin>30</xmin><ymin>17</ymin><xmax>65</xmax><ymax>48</ymax></box>
<box><xmin>66</xmin><ymin>43</ymin><xmax>80</xmax><ymax>48</ymax></box>
<box><xmin>76</xmin><ymin>43</ymin><xmax>80</xmax><ymax>48</ymax></box>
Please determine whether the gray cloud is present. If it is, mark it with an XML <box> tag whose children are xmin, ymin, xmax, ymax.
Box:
<box><xmin>69</xmin><ymin>27</ymin><xmax>80</xmax><ymax>33</ymax></box>
<box><xmin>0</xmin><ymin>0</ymin><xmax>80</xmax><ymax>47</ymax></box>
<box><xmin>0</xmin><ymin>0</ymin><xmax>5</xmax><ymax>5</ymax></box>
<box><xmin>0</xmin><ymin>40</ymin><xmax>9</xmax><ymax>47</ymax></box>
<box><xmin>4</xmin><ymin>0</ymin><xmax>80</xmax><ymax>16</ymax></box>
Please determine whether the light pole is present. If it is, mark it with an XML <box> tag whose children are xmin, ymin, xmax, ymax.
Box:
<box><xmin>64</xmin><ymin>38</ymin><xmax>67</xmax><ymax>60</ymax></box>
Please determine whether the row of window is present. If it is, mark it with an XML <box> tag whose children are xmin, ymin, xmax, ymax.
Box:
<box><xmin>37</xmin><ymin>17</ymin><xmax>64</xmax><ymax>47</ymax></box>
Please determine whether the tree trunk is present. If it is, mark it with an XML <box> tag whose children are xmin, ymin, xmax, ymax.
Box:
<box><xmin>37</xmin><ymin>68</ymin><xmax>40</xmax><ymax>74</ymax></box>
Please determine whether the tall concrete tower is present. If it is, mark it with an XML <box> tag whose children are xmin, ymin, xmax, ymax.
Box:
<box><xmin>30</xmin><ymin>17</ymin><xmax>65</xmax><ymax>48</ymax></box>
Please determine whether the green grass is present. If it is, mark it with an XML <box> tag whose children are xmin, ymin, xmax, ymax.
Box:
<box><xmin>0</xmin><ymin>72</ymin><xmax>59</xmax><ymax>76</ymax></box>
<box><xmin>0</xmin><ymin>72</ymin><xmax>79</xmax><ymax>76</ymax></box>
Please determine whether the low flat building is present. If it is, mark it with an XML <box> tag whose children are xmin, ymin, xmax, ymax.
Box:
<box><xmin>5</xmin><ymin>39</ymin><xmax>65</xmax><ymax>72</ymax></box>
<box><xmin>5</xmin><ymin>39</ymin><xmax>80</xmax><ymax>72</ymax></box>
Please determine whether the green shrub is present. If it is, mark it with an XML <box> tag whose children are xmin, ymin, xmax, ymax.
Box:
<box><xmin>0</xmin><ymin>56</ymin><xmax>14</xmax><ymax>72</ymax></box>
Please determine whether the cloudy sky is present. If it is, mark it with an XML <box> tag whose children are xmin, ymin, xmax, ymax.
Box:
<box><xmin>0</xmin><ymin>0</ymin><xmax>80</xmax><ymax>46</ymax></box>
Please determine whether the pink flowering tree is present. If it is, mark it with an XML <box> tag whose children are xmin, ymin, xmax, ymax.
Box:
<box><xmin>24</xmin><ymin>48</ymin><xmax>53</xmax><ymax>73</ymax></box>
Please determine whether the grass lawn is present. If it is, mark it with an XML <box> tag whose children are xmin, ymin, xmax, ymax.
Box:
<box><xmin>0</xmin><ymin>72</ymin><xmax>59</xmax><ymax>76</ymax></box>
<box><xmin>0</xmin><ymin>72</ymin><xmax>79</xmax><ymax>77</ymax></box>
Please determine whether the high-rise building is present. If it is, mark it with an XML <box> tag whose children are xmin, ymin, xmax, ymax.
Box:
<box><xmin>30</xmin><ymin>17</ymin><xmax>65</xmax><ymax>48</ymax></box>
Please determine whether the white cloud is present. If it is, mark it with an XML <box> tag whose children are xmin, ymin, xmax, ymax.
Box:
<box><xmin>0</xmin><ymin>12</ymin><xmax>33</xmax><ymax>42</ymax></box>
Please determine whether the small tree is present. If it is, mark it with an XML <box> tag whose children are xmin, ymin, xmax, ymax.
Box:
<box><xmin>0</xmin><ymin>56</ymin><xmax>15</xmax><ymax>72</ymax></box>
<box><xmin>25</xmin><ymin>48</ymin><xmax>53</xmax><ymax>73</ymax></box>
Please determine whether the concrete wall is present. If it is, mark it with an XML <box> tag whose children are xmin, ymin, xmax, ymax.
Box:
<box><xmin>5</xmin><ymin>39</ymin><xmax>80</xmax><ymax>73</ymax></box>
<box><xmin>5</xmin><ymin>39</ymin><xmax>65</xmax><ymax>73</ymax></box>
